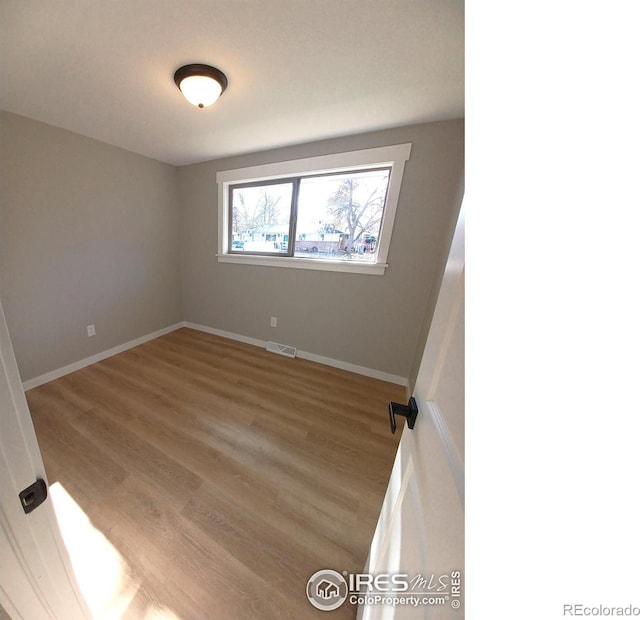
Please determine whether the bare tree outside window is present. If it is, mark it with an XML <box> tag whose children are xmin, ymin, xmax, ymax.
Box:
<box><xmin>295</xmin><ymin>169</ymin><xmax>389</xmax><ymax>260</ymax></box>
<box><xmin>231</xmin><ymin>183</ymin><xmax>292</xmax><ymax>253</ymax></box>
<box><xmin>228</xmin><ymin>168</ymin><xmax>390</xmax><ymax>261</ymax></box>
<box><xmin>325</xmin><ymin>172</ymin><xmax>389</xmax><ymax>255</ymax></box>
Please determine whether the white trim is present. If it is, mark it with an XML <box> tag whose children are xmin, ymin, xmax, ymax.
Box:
<box><xmin>22</xmin><ymin>323</ymin><xmax>183</xmax><ymax>391</ymax></box>
<box><xmin>216</xmin><ymin>143</ymin><xmax>412</xmax><ymax>185</ymax></box>
<box><xmin>23</xmin><ymin>321</ymin><xmax>408</xmax><ymax>391</ymax></box>
<box><xmin>296</xmin><ymin>349</ymin><xmax>408</xmax><ymax>387</ymax></box>
<box><xmin>181</xmin><ymin>321</ymin><xmax>266</xmax><ymax>349</ymax></box>
<box><xmin>216</xmin><ymin>254</ymin><xmax>388</xmax><ymax>275</ymax></box>
<box><xmin>185</xmin><ymin>322</ymin><xmax>408</xmax><ymax>386</ymax></box>
<box><xmin>216</xmin><ymin>143</ymin><xmax>411</xmax><ymax>273</ymax></box>
<box><xmin>425</xmin><ymin>400</ymin><xmax>465</xmax><ymax>505</ymax></box>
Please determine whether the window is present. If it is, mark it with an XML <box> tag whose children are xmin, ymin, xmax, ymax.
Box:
<box><xmin>217</xmin><ymin>143</ymin><xmax>411</xmax><ymax>275</ymax></box>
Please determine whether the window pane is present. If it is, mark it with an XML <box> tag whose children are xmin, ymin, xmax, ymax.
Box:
<box><xmin>230</xmin><ymin>183</ymin><xmax>293</xmax><ymax>254</ymax></box>
<box><xmin>294</xmin><ymin>169</ymin><xmax>390</xmax><ymax>261</ymax></box>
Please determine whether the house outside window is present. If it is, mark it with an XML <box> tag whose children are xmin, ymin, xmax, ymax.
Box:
<box><xmin>217</xmin><ymin>143</ymin><xmax>411</xmax><ymax>275</ymax></box>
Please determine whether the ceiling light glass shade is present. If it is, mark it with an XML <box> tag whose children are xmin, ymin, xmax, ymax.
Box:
<box><xmin>174</xmin><ymin>64</ymin><xmax>228</xmax><ymax>108</ymax></box>
<box><xmin>179</xmin><ymin>75</ymin><xmax>222</xmax><ymax>108</ymax></box>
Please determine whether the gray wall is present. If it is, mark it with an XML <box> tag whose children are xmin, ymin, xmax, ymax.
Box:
<box><xmin>179</xmin><ymin>120</ymin><xmax>464</xmax><ymax>380</ymax></box>
<box><xmin>0</xmin><ymin>114</ymin><xmax>462</xmax><ymax>384</ymax></box>
<box><xmin>0</xmin><ymin>112</ymin><xmax>182</xmax><ymax>381</ymax></box>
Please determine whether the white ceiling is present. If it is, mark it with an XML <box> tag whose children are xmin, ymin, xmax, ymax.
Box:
<box><xmin>0</xmin><ymin>0</ymin><xmax>464</xmax><ymax>166</ymax></box>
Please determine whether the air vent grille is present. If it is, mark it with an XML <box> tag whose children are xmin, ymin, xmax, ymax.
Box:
<box><xmin>266</xmin><ymin>341</ymin><xmax>297</xmax><ymax>358</ymax></box>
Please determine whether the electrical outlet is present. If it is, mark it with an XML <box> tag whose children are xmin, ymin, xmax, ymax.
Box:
<box><xmin>270</xmin><ymin>316</ymin><xmax>277</xmax><ymax>328</ymax></box>
<box><xmin>87</xmin><ymin>324</ymin><xmax>96</xmax><ymax>337</ymax></box>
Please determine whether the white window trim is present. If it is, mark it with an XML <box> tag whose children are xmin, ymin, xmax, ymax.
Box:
<box><xmin>216</xmin><ymin>143</ymin><xmax>411</xmax><ymax>275</ymax></box>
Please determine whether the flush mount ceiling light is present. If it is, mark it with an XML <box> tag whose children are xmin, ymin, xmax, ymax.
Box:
<box><xmin>174</xmin><ymin>64</ymin><xmax>228</xmax><ymax>108</ymax></box>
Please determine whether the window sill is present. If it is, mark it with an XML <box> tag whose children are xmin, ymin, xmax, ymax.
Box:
<box><xmin>217</xmin><ymin>253</ymin><xmax>388</xmax><ymax>275</ymax></box>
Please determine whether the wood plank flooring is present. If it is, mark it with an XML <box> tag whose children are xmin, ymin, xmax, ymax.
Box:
<box><xmin>27</xmin><ymin>328</ymin><xmax>404</xmax><ymax>620</ymax></box>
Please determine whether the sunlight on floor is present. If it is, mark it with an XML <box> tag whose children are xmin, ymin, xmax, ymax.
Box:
<box><xmin>49</xmin><ymin>482</ymin><xmax>138</xmax><ymax>619</ymax></box>
<box><xmin>50</xmin><ymin>483</ymin><xmax>181</xmax><ymax>620</ymax></box>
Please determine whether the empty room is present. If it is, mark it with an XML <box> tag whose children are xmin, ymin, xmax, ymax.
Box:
<box><xmin>0</xmin><ymin>2</ymin><xmax>464</xmax><ymax>619</ymax></box>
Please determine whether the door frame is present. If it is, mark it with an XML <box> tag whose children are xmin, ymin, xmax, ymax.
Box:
<box><xmin>0</xmin><ymin>299</ymin><xmax>90</xmax><ymax>619</ymax></box>
<box><xmin>358</xmin><ymin>201</ymin><xmax>464</xmax><ymax>619</ymax></box>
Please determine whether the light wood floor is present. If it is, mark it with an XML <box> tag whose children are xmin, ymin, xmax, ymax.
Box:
<box><xmin>27</xmin><ymin>327</ymin><xmax>404</xmax><ymax>620</ymax></box>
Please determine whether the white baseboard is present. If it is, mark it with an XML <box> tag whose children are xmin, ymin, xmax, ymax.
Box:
<box><xmin>23</xmin><ymin>321</ymin><xmax>409</xmax><ymax>391</ymax></box>
<box><xmin>182</xmin><ymin>322</ymin><xmax>266</xmax><ymax>349</ymax></box>
<box><xmin>184</xmin><ymin>321</ymin><xmax>408</xmax><ymax>387</ymax></box>
<box><xmin>296</xmin><ymin>349</ymin><xmax>408</xmax><ymax>386</ymax></box>
<box><xmin>22</xmin><ymin>323</ymin><xmax>183</xmax><ymax>391</ymax></box>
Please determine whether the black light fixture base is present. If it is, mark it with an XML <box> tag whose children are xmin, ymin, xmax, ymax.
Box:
<box><xmin>173</xmin><ymin>64</ymin><xmax>228</xmax><ymax>94</ymax></box>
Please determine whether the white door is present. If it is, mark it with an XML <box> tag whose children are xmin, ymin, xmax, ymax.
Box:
<box><xmin>0</xmin><ymin>299</ymin><xmax>90</xmax><ymax>620</ymax></box>
<box><xmin>358</xmin><ymin>203</ymin><xmax>464</xmax><ymax>619</ymax></box>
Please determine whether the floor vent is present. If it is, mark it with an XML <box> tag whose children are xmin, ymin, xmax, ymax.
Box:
<box><xmin>266</xmin><ymin>341</ymin><xmax>297</xmax><ymax>358</ymax></box>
